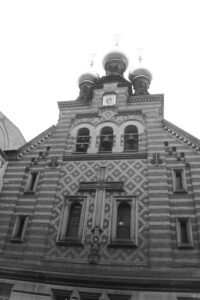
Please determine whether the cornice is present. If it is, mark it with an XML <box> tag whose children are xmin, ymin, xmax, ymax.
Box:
<box><xmin>128</xmin><ymin>94</ymin><xmax>164</xmax><ymax>103</ymax></box>
<box><xmin>0</xmin><ymin>267</ymin><xmax>200</xmax><ymax>292</ymax></box>
<box><xmin>63</xmin><ymin>152</ymin><xmax>147</xmax><ymax>161</ymax></box>
<box><xmin>58</xmin><ymin>100</ymin><xmax>91</xmax><ymax>110</ymax></box>
<box><xmin>163</xmin><ymin>119</ymin><xmax>200</xmax><ymax>152</ymax></box>
<box><xmin>5</xmin><ymin>125</ymin><xmax>56</xmax><ymax>161</ymax></box>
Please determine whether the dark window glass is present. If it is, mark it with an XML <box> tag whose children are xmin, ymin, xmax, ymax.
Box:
<box><xmin>180</xmin><ymin>220</ymin><xmax>188</xmax><ymax>244</ymax></box>
<box><xmin>12</xmin><ymin>216</ymin><xmax>27</xmax><ymax>240</ymax></box>
<box><xmin>76</xmin><ymin>128</ymin><xmax>90</xmax><ymax>153</ymax></box>
<box><xmin>99</xmin><ymin>126</ymin><xmax>113</xmax><ymax>152</ymax></box>
<box><xmin>175</xmin><ymin>170</ymin><xmax>183</xmax><ymax>190</ymax></box>
<box><xmin>25</xmin><ymin>172</ymin><xmax>38</xmax><ymax>192</ymax></box>
<box><xmin>116</xmin><ymin>202</ymin><xmax>131</xmax><ymax>239</ymax></box>
<box><xmin>124</xmin><ymin>125</ymin><xmax>138</xmax><ymax>151</ymax></box>
<box><xmin>66</xmin><ymin>203</ymin><xmax>81</xmax><ymax>238</ymax></box>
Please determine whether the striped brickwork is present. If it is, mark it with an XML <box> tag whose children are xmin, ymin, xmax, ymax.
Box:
<box><xmin>0</xmin><ymin>87</ymin><xmax>200</xmax><ymax>297</ymax></box>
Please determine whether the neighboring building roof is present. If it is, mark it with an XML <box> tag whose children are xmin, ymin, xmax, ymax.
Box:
<box><xmin>5</xmin><ymin>125</ymin><xmax>55</xmax><ymax>160</ymax></box>
<box><xmin>0</xmin><ymin>111</ymin><xmax>26</xmax><ymax>150</ymax></box>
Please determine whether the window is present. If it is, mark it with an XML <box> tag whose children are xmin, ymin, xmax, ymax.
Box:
<box><xmin>116</xmin><ymin>202</ymin><xmax>131</xmax><ymax>239</ymax></box>
<box><xmin>11</xmin><ymin>215</ymin><xmax>28</xmax><ymax>242</ymax></box>
<box><xmin>110</xmin><ymin>197</ymin><xmax>138</xmax><ymax>247</ymax></box>
<box><xmin>66</xmin><ymin>203</ymin><xmax>81</xmax><ymax>238</ymax></box>
<box><xmin>176</xmin><ymin>218</ymin><xmax>193</xmax><ymax>248</ymax></box>
<box><xmin>172</xmin><ymin>168</ymin><xmax>187</xmax><ymax>192</ymax></box>
<box><xmin>124</xmin><ymin>125</ymin><xmax>138</xmax><ymax>151</ymax></box>
<box><xmin>24</xmin><ymin>171</ymin><xmax>39</xmax><ymax>193</ymax></box>
<box><xmin>99</xmin><ymin>126</ymin><xmax>114</xmax><ymax>152</ymax></box>
<box><xmin>53</xmin><ymin>290</ymin><xmax>71</xmax><ymax>300</ymax></box>
<box><xmin>76</xmin><ymin>128</ymin><xmax>90</xmax><ymax>153</ymax></box>
<box><xmin>0</xmin><ymin>285</ymin><xmax>12</xmax><ymax>300</ymax></box>
<box><xmin>57</xmin><ymin>196</ymin><xmax>86</xmax><ymax>245</ymax></box>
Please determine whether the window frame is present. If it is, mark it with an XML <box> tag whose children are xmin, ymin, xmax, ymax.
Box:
<box><xmin>109</xmin><ymin>196</ymin><xmax>138</xmax><ymax>247</ymax></box>
<box><xmin>57</xmin><ymin>196</ymin><xmax>87</xmax><ymax>246</ymax></box>
<box><xmin>172</xmin><ymin>168</ymin><xmax>187</xmax><ymax>193</ymax></box>
<box><xmin>176</xmin><ymin>218</ymin><xmax>193</xmax><ymax>249</ymax></box>
<box><xmin>11</xmin><ymin>215</ymin><xmax>29</xmax><ymax>242</ymax></box>
<box><xmin>24</xmin><ymin>171</ymin><xmax>40</xmax><ymax>194</ymax></box>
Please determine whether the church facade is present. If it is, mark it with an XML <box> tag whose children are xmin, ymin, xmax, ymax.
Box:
<box><xmin>0</xmin><ymin>51</ymin><xmax>200</xmax><ymax>300</ymax></box>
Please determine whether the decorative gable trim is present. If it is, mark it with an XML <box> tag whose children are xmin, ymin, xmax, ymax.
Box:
<box><xmin>5</xmin><ymin>126</ymin><xmax>55</xmax><ymax>160</ymax></box>
<box><xmin>163</xmin><ymin>119</ymin><xmax>200</xmax><ymax>152</ymax></box>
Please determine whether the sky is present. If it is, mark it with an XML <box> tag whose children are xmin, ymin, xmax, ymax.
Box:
<box><xmin>0</xmin><ymin>0</ymin><xmax>200</xmax><ymax>142</ymax></box>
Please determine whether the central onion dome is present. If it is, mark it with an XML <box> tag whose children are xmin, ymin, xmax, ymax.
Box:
<box><xmin>103</xmin><ymin>50</ymin><xmax>129</xmax><ymax>76</ymax></box>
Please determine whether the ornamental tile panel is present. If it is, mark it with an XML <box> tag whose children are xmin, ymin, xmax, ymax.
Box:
<box><xmin>45</xmin><ymin>159</ymin><xmax>148</xmax><ymax>266</ymax></box>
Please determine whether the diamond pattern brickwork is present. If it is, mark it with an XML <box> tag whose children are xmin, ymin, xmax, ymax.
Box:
<box><xmin>45</xmin><ymin>159</ymin><xmax>148</xmax><ymax>265</ymax></box>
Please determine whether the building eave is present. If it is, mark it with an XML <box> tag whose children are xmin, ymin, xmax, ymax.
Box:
<box><xmin>163</xmin><ymin>119</ymin><xmax>200</xmax><ymax>152</ymax></box>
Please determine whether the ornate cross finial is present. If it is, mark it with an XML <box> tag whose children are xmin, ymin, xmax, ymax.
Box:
<box><xmin>136</xmin><ymin>48</ymin><xmax>144</xmax><ymax>64</ymax></box>
<box><xmin>114</xmin><ymin>33</ymin><xmax>122</xmax><ymax>47</ymax></box>
<box><xmin>89</xmin><ymin>53</ymin><xmax>97</xmax><ymax>68</ymax></box>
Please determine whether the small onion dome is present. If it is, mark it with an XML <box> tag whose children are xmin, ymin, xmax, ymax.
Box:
<box><xmin>128</xmin><ymin>67</ymin><xmax>152</xmax><ymax>83</ymax></box>
<box><xmin>103</xmin><ymin>51</ymin><xmax>129</xmax><ymax>75</ymax></box>
<box><xmin>78</xmin><ymin>72</ymin><xmax>100</xmax><ymax>87</ymax></box>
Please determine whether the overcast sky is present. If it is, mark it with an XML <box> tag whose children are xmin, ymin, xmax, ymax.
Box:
<box><xmin>0</xmin><ymin>0</ymin><xmax>200</xmax><ymax>142</ymax></box>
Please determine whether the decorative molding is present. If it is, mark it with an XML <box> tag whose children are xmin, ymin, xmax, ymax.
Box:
<box><xmin>163</xmin><ymin>119</ymin><xmax>200</xmax><ymax>152</ymax></box>
<box><xmin>48</xmin><ymin>156</ymin><xmax>59</xmax><ymax>168</ymax></box>
<box><xmin>58</xmin><ymin>100</ymin><xmax>91</xmax><ymax>109</ymax></box>
<box><xmin>151</xmin><ymin>153</ymin><xmax>163</xmax><ymax>166</ymax></box>
<box><xmin>5</xmin><ymin>126</ymin><xmax>55</xmax><ymax>160</ymax></box>
<box><xmin>128</xmin><ymin>94</ymin><xmax>164</xmax><ymax>103</ymax></box>
<box><xmin>63</xmin><ymin>152</ymin><xmax>147</xmax><ymax>161</ymax></box>
<box><xmin>118</xmin><ymin>109</ymin><xmax>142</xmax><ymax>116</ymax></box>
<box><xmin>79</xmin><ymin>181</ymin><xmax>124</xmax><ymax>192</ymax></box>
<box><xmin>76</xmin><ymin>113</ymin><xmax>98</xmax><ymax>119</ymax></box>
<box><xmin>88</xmin><ymin>226</ymin><xmax>103</xmax><ymax>264</ymax></box>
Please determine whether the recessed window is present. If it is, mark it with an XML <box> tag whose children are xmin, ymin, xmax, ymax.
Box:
<box><xmin>24</xmin><ymin>171</ymin><xmax>39</xmax><ymax>193</ymax></box>
<box><xmin>66</xmin><ymin>203</ymin><xmax>81</xmax><ymax>239</ymax></box>
<box><xmin>176</xmin><ymin>218</ymin><xmax>193</xmax><ymax>248</ymax></box>
<box><xmin>0</xmin><ymin>285</ymin><xmax>12</xmax><ymax>300</ymax></box>
<box><xmin>11</xmin><ymin>215</ymin><xmax>28</xmax><ymax>242</ymax></box>
<box><xmin>110</xmin><ymin>197</ymin><xmax>138</xmax><ymax>247</ymax></box>
<box><xmin>99</xmin><ymin>126</ymin><xmax>114</xmax><ymax>152</ymax></box>
<box><xmin>124</xmin><ymin>125</ymin><xmax>138</xmax><ymax>151</ymax></box>
<box><xmin>76</xmin><ymin>128</ymin><xmax>90</xmax><ymax>153</ymax></box>
<box><xmin>172</xmin><ymin>168</ymin><xmax>187</xmax><ymax>192</ymax></box>
<box><xmin>57</xmin><ymin>196</ymin><xmax>86</xmax><ymax>245</ymax></box>
<box><xmin>116</xmin><ymin>202</ymin><xmax>131</xmax><ymax>239</ymax></box>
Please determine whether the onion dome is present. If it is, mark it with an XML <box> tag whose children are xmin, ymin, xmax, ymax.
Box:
<box><xmin>128</xmin><ymin>67</ymin><xmax>152</xmax><ymax>83</ymax></box>
<box><xmin>76</xmin><ymin>71</ymin><xmax>99</xmax><ymax>102</ymax></box>
<box><xmin>78</xmin><ymin>72</ymin><xmax>100</xmax><ymax>87</ymax></box>
<box><xmin>103</xmin><ymin>51</ymin><xmax>129</xmax><ymax>76</ymax></box>
<box><xmin>128</xmin><ymin>67</ymin><xmax>152</xmax><ymax>96</ymax></box>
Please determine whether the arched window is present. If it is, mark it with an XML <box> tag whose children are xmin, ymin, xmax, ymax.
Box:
<box><xmin>124</xmin><ymin>125</ymin><xmax>138</xmax><ymax>151</ymax></box>
<box><xmin>76</xmin><ymin>128</ymin><xmax>90</xmax><ymax>153</ymax></box>
<box><xmin>66</xmin><ymin>203</ymin><xmax>81</xmax><ymax>239</ymax></box>
<box><xmin>99</xmin><ymin>126</ymin><xmax>114</xmax><ymax>152</ymax></box>
<box><xmin>116</xmin><ymin>202</ymin><xmax>131</xmax><ymax>239</ymax></box>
